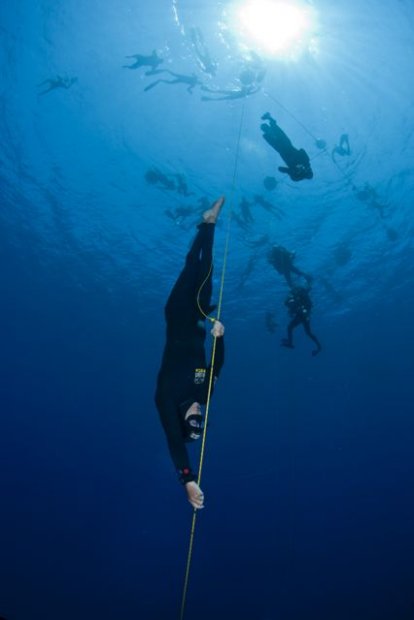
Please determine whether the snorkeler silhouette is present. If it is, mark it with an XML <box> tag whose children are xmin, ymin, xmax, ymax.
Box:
<box><xmin>144</xmin><ymin>70</ymin><xmax>201</xmax><ymax>94</ymax></box>
<box><xmin>240</xmin><ymin>198</ymin><xmax>254</xmax><ymax>225</ymax></box>
<box><xmin>354</xmin><ymin>183</ymin><xmax>387</xmax><ymax>218</ymax></box>
<box><xmin>175</xmin><ymin>174</ymin><xmax>194</xmax><ymax>197</ymax></box>
<box><xmin>145</xmin><ymin>168</ymin><xmax>175</xmax><ymax>191</ymax></box>
<box><xmin>253</xmin><ymin>194</ymin><xmax>284</xmax><ymax>220</ymax></box>
<box><xmin>123</xmin><ymin>50</ymin><xmax>163</xmax><ymax>74</ymax></box>
<box><xmin>332</xmin><ymin>133</ymin><xmax>351</xmax><ymax>162</ymax></box>
<box><xmin>189</xmin><ymin>27</ymin><xmax>217</xmax><ymax>76</ymax></box>
<box><xmin>261</xmin><ymin>112</ymin><xmax>313</xmax><ymax>182</ymax></box>
<box><xmin>37</xmin><ymin>76</ymin><xmax>77</xmax><ymax>95</ymax></box>
<box><xmin>268</xmin><ymin>245</ymin><xmax>312</xmax><ymax>288</ymax></box>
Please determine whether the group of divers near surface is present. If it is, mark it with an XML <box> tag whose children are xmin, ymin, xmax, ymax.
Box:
<box><xmin>155</xmin><ymin>111</ymin><xmax>326</xmax><ymax>511</ymax></box>
<box><xmin>39</xmin><ymin>44</ymin><xmax>389</xmax><ymax>221</ymax></box>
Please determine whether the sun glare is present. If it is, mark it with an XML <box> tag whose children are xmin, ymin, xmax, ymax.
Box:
<box><xmin>235</xmin><ymin>0</ymin><xmax>317</xmax><ymax>58</ymax></box>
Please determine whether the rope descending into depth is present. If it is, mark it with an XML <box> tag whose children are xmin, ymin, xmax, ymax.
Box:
<box><xmin>179</xmin><ymin>102</ymin><xmax>246</xmax><ymax>620</ymax></box>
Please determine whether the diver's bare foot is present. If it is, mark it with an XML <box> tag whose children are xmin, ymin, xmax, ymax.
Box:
<box><xmin>203</xmin><ymin>196</ymin><xmax>225</xmax><ymax>224</ymax></box>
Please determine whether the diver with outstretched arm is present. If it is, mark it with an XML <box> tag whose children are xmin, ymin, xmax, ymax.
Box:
<box><xmin>155</xmin><ymin>197</ymin><xmax>225</xmax><ymax>510</ymax></box>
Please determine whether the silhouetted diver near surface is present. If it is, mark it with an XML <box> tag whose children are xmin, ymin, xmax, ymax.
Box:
<box><xmin>175</xmin><ymin>174</ymin><xmax>194</xmax><ymax>197</ymax></box>
<box><xmin>122</xmin><ymin>50</ymin><xmax>163</xmax><ymax>74</ymax></box>
<box><xmin>37</xmin><ymin>76</ymin><xmax>77</xmax><ymax>95</ymax></box>
<box><xmin>144</xmin><ymin>70</ymin><xmax>201</xmax><ymax>93</ymax></box>
<box><xmin>145</xmin><ymin>168</ymin><xmax>175</xmax><ymax>190</ymax></box>
<box><xmin>253</xmin><ymin>194</ymin><xmax>284</xmax><ymax>220</ymax></box>
<box><xmin>268</xmin><ymin>245</ymin><xmax>312</xmax><ymax>288</ymax></box>
<box><xmin>261</xmin><ymin>112</ymin><xmax>313</xmax><ymax>181</ymax></box>
<box><xmin>155</xmin><ymin>197</ymin><xmax>225</xmax><ymax>510</ymax></box>
<box><xmin>354</xmin><ymin>183</ymin><xmax>387</xmax><ymax>218</ymax></box>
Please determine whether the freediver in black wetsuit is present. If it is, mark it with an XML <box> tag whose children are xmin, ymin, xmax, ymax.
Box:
<box><xmin>155</xmin><ymin>197</ymin><xmax>225</xmax><ymax>510</ymax></box>
<box><xmin>261</xmin><ymin>112</ymin><xmax>313</xmax><ymax>181</ymax></box>
<box><xmin>281</xmin><ymin>286</ymin><xmax>321</xmax><ymax>356</ymax></box>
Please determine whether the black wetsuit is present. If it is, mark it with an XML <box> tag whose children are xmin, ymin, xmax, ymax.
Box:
<box><xmin>261</xmin><ymin>115</ymin><xmax>313</xmax><ymax>181</ymax></box>
<box><xmin>283</xmin><ymin>287</ymin><xmax>321</xmax><ymax>355</ymax></box>
<box><xmin>155</xmin><ymin>223</ymin><xmax>224</xmax><ymax>483</ymax></box>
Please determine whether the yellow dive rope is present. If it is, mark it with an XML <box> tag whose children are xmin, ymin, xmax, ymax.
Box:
<box><xmin>179</xmin><ymin>101</ymin><xmax>246</xmax><ymax>620</ymax></box>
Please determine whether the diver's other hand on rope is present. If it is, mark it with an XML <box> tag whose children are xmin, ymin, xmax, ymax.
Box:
<box><xmin>185</xmin><ymin>481</ymin><xmax>205</xmax><ymax>510</ymax></box>
<box><xmin>211</xmin><ymin>320</ymin><xmax>224</xmax><ymax>338</ymax></box>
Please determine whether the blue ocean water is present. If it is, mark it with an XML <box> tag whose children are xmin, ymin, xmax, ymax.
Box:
<box><xmin>1</xmin><ymin>1</ymin><xmax>413</xmax><ymax>619</ymax></box>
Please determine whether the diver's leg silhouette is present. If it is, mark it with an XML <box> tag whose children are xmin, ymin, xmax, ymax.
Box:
<box><xmin>144</xmin><ymin>79</ymin><xmax>179</xmax><ymax>92</ymax></box>
<box><xmin>303</xmin><ymin>318</ymin><xmax>321</xmax><ymax>353</ymax></box>
<box><xmin>165</xmin><ymin>224</ymin><xmax>214</xmax><ymax>326</ymax></box>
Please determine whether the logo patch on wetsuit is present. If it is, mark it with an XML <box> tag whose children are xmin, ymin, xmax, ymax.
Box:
<box><xmin>194</xmin><ymin>368</ymin><xmax>206</xmax><ymax>384</ymax></box>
